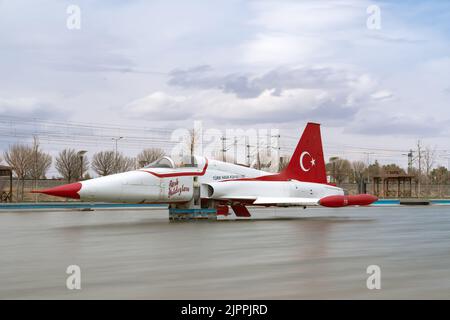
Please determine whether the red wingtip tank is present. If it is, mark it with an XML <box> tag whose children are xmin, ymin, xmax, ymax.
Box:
<box><xmin>319</xmin><ymin>194</ymin><xmax>378</xmax><ymax>207</ymax></box>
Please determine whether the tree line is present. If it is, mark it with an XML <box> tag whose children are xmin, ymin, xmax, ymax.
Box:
<box><xmin>1</xmin><ymin>138</ymin><xmax>165</xmax><ymax>201</ymax></box>
<box><xmin>325</xmin><ymin>157</ymin><xmax>449</xmax><ymax>187</ymax></box>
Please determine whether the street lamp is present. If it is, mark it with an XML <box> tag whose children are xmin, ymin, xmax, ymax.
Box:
<box><xmin>77</xmin><ymin>150</ymin><xmax>87</xmax><ymax>181</ymax></box>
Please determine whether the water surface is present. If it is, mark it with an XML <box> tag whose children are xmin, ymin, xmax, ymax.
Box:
<box><xmin>0</xmin><ymin>206</ymin><xmax>449</xmax><ymax>299</ymax></box>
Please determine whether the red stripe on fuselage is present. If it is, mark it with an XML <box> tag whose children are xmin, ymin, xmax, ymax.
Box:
<box><xmin>141</xmin><ymin>158</ymin><xmax>208</xmax><ymax>178</ymax></box>
<box><xmin>219</xmin><ymin>173</ymin><xmax>336</xmax><ymax>187</ymax></box>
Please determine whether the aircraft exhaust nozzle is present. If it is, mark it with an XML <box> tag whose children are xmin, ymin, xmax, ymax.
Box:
<box><xmin>31</xmin><ymin>182</ymin><xmax>82</xmax><ymax>199</ymax></box>
<box><xmin>319</xmin><ymin>194</ymin><xmax>378</xmax><ymax>207</ymax></box>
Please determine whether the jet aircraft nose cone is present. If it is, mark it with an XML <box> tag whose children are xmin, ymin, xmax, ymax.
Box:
<box><xmin>31</xmin><ymin>182</ymin><xmax>82</xmax><ymax>199</ymax></box>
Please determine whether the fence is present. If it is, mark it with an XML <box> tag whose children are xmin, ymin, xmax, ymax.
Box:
<box><xmin>0</xmin><ymin>178</ymin><xmax>69</xmax><ymax>202</ymax></box>
<box><xmin>341</xmin><ymin>182</ymin><xmax>450</xmax><ymax>198</ymax></box>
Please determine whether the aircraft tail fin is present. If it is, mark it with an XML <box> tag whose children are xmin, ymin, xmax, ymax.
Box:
<box><xmin>280</xmin><ymin>122</ymin><xmax>327</xmax><ymax>184</ymax></box>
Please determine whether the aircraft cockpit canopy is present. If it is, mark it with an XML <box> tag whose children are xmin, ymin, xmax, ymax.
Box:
<box><xmin>145</xmin><ymin>156</ymin><xmax>175</xmax><ymax>168</ymax></box>
<box><xmin>144</xmin><ymin>155</ymin><xmax>199</xmax><ymax>169</ymax></box>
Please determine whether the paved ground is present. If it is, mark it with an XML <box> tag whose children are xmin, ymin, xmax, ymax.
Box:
<box><xmin>1</xmin><ymin>206</ymin><xmax>450</xmax><ymax>299</ymax></box>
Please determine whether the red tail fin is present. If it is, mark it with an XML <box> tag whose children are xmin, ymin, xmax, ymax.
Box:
<box><xmin>281</xmin><ymin>122</ymin><xmax>327</xmax><ymax>184</ymax></box>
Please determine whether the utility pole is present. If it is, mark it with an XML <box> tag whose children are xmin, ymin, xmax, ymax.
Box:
<box><xmin>364</xmin><ymin>152</ymin><xmax>375</xmax><ymax>193</ymax></box>
<box><xmin>256</xmin><ymin>131</ymin><xmax>261</xmax><ymax>170</ymax></box>
<box><xmin>272</xmin><ymin>134</ymin><xmax>280</xmax><ymax>150</ymax></box>
<box><xmin>77</xmin><ymin>150</ymin><xmax>87</xmax><ymax>181</ymax></box>
<box><xmin>246</xmin><ymin>136</ymin><xmax>251</xmax><ymax>167</ymax></box>
<box><xmin>417</xmin><ymin>140</ymin><xmax>422</xmax><ymax>198</ymax></box>
<box><xmin>402</xmin><ymin>149</ymin><xmax>415</xmax><ymax>173</ymax></box>
<box><xmin>221</xmin><ymin>136</ymin><xmax>227</xmax><ymax>162</ymax></box>
<box><xmin>233</xmin><ymin>136</ymin><xmax>238</xmax><ymax>164</ymax></box>
<box><xmin>407</xmin><ymin>149</ymin><xmax>413</xmax><ymax>172</ymax></box>
<box><xmin>271</xmin><ymin>133</ymin><xmax>281</xmax><ymax>172</ymax></box>
<box><xmin>33</xmin><ymin>135</ymin><xmax>38</xmax><ymax>203</ymax></box>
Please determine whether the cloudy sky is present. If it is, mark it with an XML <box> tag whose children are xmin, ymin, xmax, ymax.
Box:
<box><xmin>0</xmin><ymin>0</ymin><xmax>449</xmax><ymax>171</ymax></box>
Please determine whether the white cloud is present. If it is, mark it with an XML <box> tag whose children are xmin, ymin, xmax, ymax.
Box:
<box><xmin>348</xmin><ymin>114</ymin><xmax>447</xmax><ymax>137</ymax></box>
<box><xmin>239</xmin><ymin>33</ymin><xmax>324</xmax><ymax>66</ymax></box>
<box><xmin>126</xmin><ymin>91</ymin><xmax>190</xmax><ymax>121</ymax></box>
<box><xmin>0</xmin><ymin>97</ymin><xmax>40</xmax><ymax>113</ymax></box>
<box><xmin>0</xmin><ymin>97</ymin><xmax>60</xmax><ymax>118</ymax></box>
<box><xmin>370</xmin><ymin>90</ymin><xmax>393</xmax><ymax>101</ymax></box>
<box><xmin>248</xmin><ymin>0</ymin><xmax>366</xmax><ymax>32</ymax></box>
<box><xmin>124</xmin><ymin>86</ymin><xmax>358</xmax><ymax>126</ymax></box>
<box><xmin>161</xmin><ymin>65</ymin><xmax>383</xmax><ymax>126</ymax></box>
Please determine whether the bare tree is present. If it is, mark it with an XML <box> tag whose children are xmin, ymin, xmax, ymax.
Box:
<box><xmin>423</xmin><ymin>146</ymin><xmax>436</xmax><ymax>179</ymax></box>
<box><xmin>278</xmin><ymin>156</ymin><xmax>291</xmax><ymax>172</ymax></box>
<box><xmin>4</xmin><ymin>144</ymin><xmax>32</xmax><ymax>201</ymax></box>
<box><xmin>351</xmin><ymin>160</ymin><xmax>367</xmax><ymax>193</ymax></box>
<box><xmin>137</xmin><ymin>148</ymin><xmax>165</xmax><ymax>167</ymax></box>
<box><xmin>27</xmin><ymin>137</ymin><xmax>52</xmax><ymax>180</ymax></box>
<box><xmin>364</xmin><ymin>159</ymin><xmax>381</xmax><ymax>185</ymax></box>
<box><xmin>252</xmin><ymin>151</ymin><xmax>273</xmax><ymax>171</ymax></box>
<box><xmin>92</xmin><ymin>151</ymin><xmax>116</xmax><ymax>176</ymax></box>
<box><xmin>351</xmin><ymin>161</ymin><xmax>366</xmax><ymax>182</ymax></box>
<box><xmin>177</xmin><ymin>128</ymin><xmax>201</xmax><ymax>167</ymax></box>
<box><xmin>431</xmin><ymin>166</ymin><xmax>448</xmax><ymax>197</ymax></box>
<box><xmin>56</xmin><ymin>149</ymin><xmax>89</xmax><ymax>182</ymax></box>
<box><xmin>115</xmin><ymin>155</ymin><xmax>136</xmax><ymax>173</ymax></box>
<box><xmin>421</xmin><ymin>146</ymin><xmax>436</xmax><ymax>196</ymax></box>
<box><xmin>381</xmin><ymin>163</ymin><xmax>405</xmax><ymax>174</ymax></box>
<box><xmin>188</xmin><ymin>128</ymin><xmax>199</xmax><ymax>157</ymax></box>
<box><xmin>416</xmin><ymin>140</ymin><xmax>423</xmax><ymax>196</ymax></box>
<box><xmin>431</xmin><ymin>166</ymin><xmax>449</xmax><ymax>184</ymax></box>
<box><xmin>326</xmin><ymin>158</ymin><xmax>351</xmax><ymax>185</ymax></box>
<box><xmin>93</xmin><ymin>151</ymin><xmax>135</xmax><ymax>175</ymax></box>
<box><xmin>26</xmin><ymin>137</ymin><xmax>52</xmax><ymax>201</ymax></box>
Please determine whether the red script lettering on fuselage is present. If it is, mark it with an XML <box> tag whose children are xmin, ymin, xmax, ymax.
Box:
<box><xmin>168</xmin><ymin>178</ymin><xmax>190</xmax><ymax>198</ymax></box>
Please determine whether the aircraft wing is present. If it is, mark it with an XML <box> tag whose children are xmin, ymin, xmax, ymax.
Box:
<box><xmin>253</xmin><ymin>197</ymin><xmax>320</xmax><ymax>206</ymax></box>
<box><xmin>212</xmin><ymin>195</ymin><xmax>320</xmax><ymax>206</ymax></box>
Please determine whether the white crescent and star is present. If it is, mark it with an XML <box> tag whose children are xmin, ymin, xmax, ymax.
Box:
<box><xmin>299</xmin><ymin>151</ymin><xmax>316</xmax><ymax>172</ymax></box>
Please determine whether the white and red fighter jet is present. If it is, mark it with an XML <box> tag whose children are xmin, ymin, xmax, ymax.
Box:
<box><xmin>33</xmin><ymin>123</ymin><xmax>377</xmax><ymax>217</ymax></box>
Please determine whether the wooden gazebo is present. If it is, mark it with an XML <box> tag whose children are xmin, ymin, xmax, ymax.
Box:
<box><xmin>372</xmin><ymin>170</ymin><xmax>417</xmax><ymax>198</ymax></box>
<box><xmin>0</xmin><ymin>165</ymin><xmax>13</xmax><ymax>202</ymax></box>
